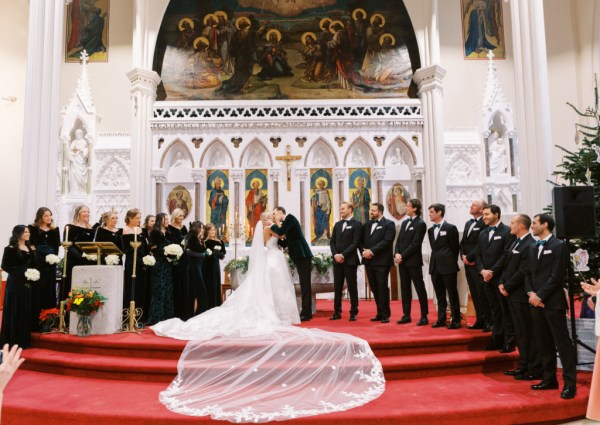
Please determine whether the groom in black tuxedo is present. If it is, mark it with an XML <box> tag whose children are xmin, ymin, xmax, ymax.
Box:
<box><xmin>268</xmin><ymin>207</ymin><xmax>314</xmax><ymax>321</ymax></box>
<box><xmin>329</xmin><ymin>201</ymin><xmax>362</xmax><ymax>321</ymax></box>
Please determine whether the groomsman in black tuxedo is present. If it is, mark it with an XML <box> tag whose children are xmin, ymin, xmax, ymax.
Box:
<box><xmin>461</xmin><ymin>199</ymin><xmax>491</xmax><ymax>330</ymax></box>
<box><xmin>329</xmin><ymin>201</ymin><xmax>363</xmax><ymax>321</ymax></box>
<box><xmin>361</xmin><ymin>203</ymin><xmax>396</xmax><ymax>323</ymax></box>
<box><xmin>427</xmin><ymin>203</ymin><xmax>461</xmax><ymax>329</ymax></box>
<box><xmin>474</xmin><ymin>204</ymin><xmax>515</xmax><ymax>351</ymax></box>
<box><xmin>526</xmin><ymin>213</ymin><xmax>576</xmax><ymax>400</ymax></box>
<box><xmin>498</xmin><ymin>214</ymin><xmax>542</xmax><ymax>381</ymax></box>
<box><xmin>394</xmin><ymin>198</ymin><xmax>429</xmax><ymax>326</ymax></box>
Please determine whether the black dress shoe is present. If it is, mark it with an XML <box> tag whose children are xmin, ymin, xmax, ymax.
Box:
<box><xmin>300</xmin><ymin>316</ymin><xmax>312</xmax><ymax>322</ymax></box>
<box><xmin>330</xmin><ymin>313</ymin><xmax>341</xmax><ymax>320</ymax></box>
<box><xmin>484</xmin><ymin>343</ymin><xmax>502</xmax><ymax>351</ymax></box>
<box><xmin>467</xmin><ymin>322</ymin><xmax>484</xmax><ymax>330</ymax></box>
<box><xmin>431</xmin><ymin>321</ymin><xmax>446</xmax><ymax>328</ymax></box>
<box><xmin>349</xmin><ymin>315</ymin><xmax>357</xmax><ymax>322</ymax></box>
<box><xmin>504</xmin><ymin>368</ymin><xmax>527</xmax><ymax>377</ymax></box>
<box><xmin>560</xmin><ymin>385</ymin><xmax>576</xmax><ymax>399</ymax></box>
<box><xmin>370</xmin><ymin>316</ymin><xmax>382</xmax><ymax>322</ymax></box>
<box><xmin>447</xmin><ymin>322</ymin><xmax>461</xmax><ymax>329</ymax></box>
<box><xmin>380</xmin><ymin>318</ymin><xmax>390</xmax><ymax>323</ymax></box>
<box><xmin>531</xmin><ymin>380</ymin><xmax>559</xmax><ymax>390</ymax></box>
<box><xmin>515</xmin><ymin>373</ymin><xmax>542</xmax><ymax>381</ymax></box>
<box><xmin>482</xmin><ymin>325</ymin><xmax>493</xmax><ymax>333</ymax></box>
<box><xmin>499</xmin><ymin>344</ymin><xmax>515</xmax><ymax>353</ymax></box>
<box><xmin>416</xmin><ymin>318</ymin><xmax>429</xmax><ymax>326</ymax></box>
<box><xmin>396</xmin><ymin>316</ymin><xmax>411</xmax><ymax>324</ymax></box>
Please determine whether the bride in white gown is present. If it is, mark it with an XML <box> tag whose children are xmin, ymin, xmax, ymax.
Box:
<box><xmin>152</xmin><ymin>212</ymin><xmax>385</xmax><ymax>423</ymax></box>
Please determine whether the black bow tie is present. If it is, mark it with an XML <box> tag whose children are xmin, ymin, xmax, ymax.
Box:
<box><xmin>488</xmin><ymin>226</ymin><xmax>497</xmax><ymax>232</ymax></box>
<box><xmin>433</xmin><ymin>223</ymin><xmax>441</xmax><ymax>229</ymax></box>
<box><xmin>535</xmin><ymin>240</ymin><xmax>547</xmax><ymax>247</ymax></box>
<box><xmin>468</xmin><ymin>218</ymin><xmax>476</xmax><ymax>224</ymax></box>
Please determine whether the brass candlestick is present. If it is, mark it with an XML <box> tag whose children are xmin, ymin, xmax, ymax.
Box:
<box><xmin>121</xmin><ymin>240</ymin><xmax>143</xmax><ymax>333</ymax></box>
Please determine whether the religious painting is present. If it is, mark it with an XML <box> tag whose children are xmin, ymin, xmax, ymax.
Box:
<box><xmin>153</xmin><ymin>0</ymin><xmax>421</xmax><ymax>100</ymax></box>
<box><xmin>65</xmin><ymin>0</ymin><xmax>109</xmax><ymax>62</ymax></box>
<box><xmin>385</xmin><ymin>183</ymin><xmax>410</xmax><ymax>220</ymax></box>
<box><xmin>461</xmin><ymin>0</ymin><xmax>505</xmax><ymax>59</ymax></box>
<box><xmin>206</xmin><ymin>170</ymin><xmax>230</xmax><ymax>241</ymax></box>
<box><xmin>348</xmin><ymin>168</ymin><xmax>371</xmax><ymax>224</ymax></box>
<box><xmin>245</xmin><ymin>169</ymin><xmax>268</xmax><ymax>246</ymax></box>
<box><xmin>310</xmin><ymin>168</ymin><xmax>333</xmax><ymax>246</ymax></box>
<box><xmin>167</xmin><ymin>185</ymin><xmax>193</xmax><ymax>219</ymax></box>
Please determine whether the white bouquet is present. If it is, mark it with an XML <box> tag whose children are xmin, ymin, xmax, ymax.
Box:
<box><xmin>45</xmin><ymin>254</ymin><xmax>60</xmax><ymax>265</ymax></box>
<box><xmin>214</xmin><ymin>245</ymin><xmax>221</xmax><ymax>251</ymax></box>
<box><xmin>83</xmin><ymin>253</ymin><xmax>98</xmax><ymax>262</ymax></box>
<box><xmin>143</xmin><ymin>255</ymin><xmax>156</xmax><ymax>266</ymax></box>
<box><xmin>205</xmin><ymin>248</ymin><xmax>213</xmax><ymax>256</ymax></box>
<box><xmin>25</xmin><ymin>268</ymin><xmax>40</xmax><ymax>282</ymax></box>
<box><xmin>164</xmin><ymin>244</ymin><xmax>184</xmax><ymax>263</ymax></box>
<box><xmin>105</xmin><ymin>254</ymin><xmax>120</xmax><ymax>266</ymax></box>
<box><xmin>180</xmin><ymin>239</ymin><xmax>186</xmax><ymax>246</ymax></box>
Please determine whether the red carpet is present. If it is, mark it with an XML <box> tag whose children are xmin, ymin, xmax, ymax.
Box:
<box><xmin>1</xmin><ymin>300</ymin><xmax>591</xmax><ymax>424</ymax></box>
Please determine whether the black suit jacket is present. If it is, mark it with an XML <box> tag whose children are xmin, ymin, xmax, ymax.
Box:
<box><xmin>524</xmin><ymin>235</ymin><xmax>568</xmax><ymax>310</ymax></box>
<box><xmin>428</xmin><ymin>221</ymin><xmax>460</xmax><ymax>275</ymax></box>
<box><xmin>461</xmin><ymin>217</ymin><xmax>487</xmax><ymax>261</ymax></box>
<box><xmin>271</xmin><ymin>214</ymin><xmax>313</xmax><ymax>261</ymax></box>
<box><xmin>330</xmin><ymin>218</ymin><xmax>362</xmax><ymax>266</ymax></box>
<box><xmin>474</xmin><ymin>222</ymin><xmax>515</xmax><ymax>279</ymax></box>
<box><xmin>500</xmin><ymin>233</ymin><xmax>535</xmax><ymax>303</ymax></box>
<box><xmin>394</xmin><ymin>216</ymin><xmax>426</xmax><ymax>267</ymax></box>
<box><xmin>361</xmin><ymin>217</ymin><xmax>395</xmax><ymax>268</ymax></box>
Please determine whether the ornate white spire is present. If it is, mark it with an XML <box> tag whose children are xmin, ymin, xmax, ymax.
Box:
<box><xmin>482</xmin><ymin>49</ymin><xmax>508</xmax><ymax>110</ymax></box>
<box><xmin>73</xmin><ymin>50</ymin><xmax>95</xmax><ymax>112</ymax></box>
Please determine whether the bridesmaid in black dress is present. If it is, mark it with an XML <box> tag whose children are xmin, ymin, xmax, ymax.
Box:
<box><xmin>203</xmin><ymin>223</ymin><xmax>226</xmax><ymax>309</ymax></box>
<box><xmin>184</xmin><ymin>221</ymin><xmax>208</xmax><ymax>316</ymax></box>
<box><xmin>142</xmin><ymin>215</ymin><xmax>155</xmax><ymax>243</ymax></box>
<box><xmin>94</xmin><ymin>210</ymin><xmax>123</xmax><ymax>264</ymax></box>
<box><xmin>28</xmin><ymin>208</ymin><xmax>60</xmax><ymax>329</ymax></box>
<box><xmin>121</xmin><ymin>209</ymin><xmax>149</xmax><ymax>323</ymax></box>
<box><xmin>141</xmin><ymin>214</ymin><xmax>155</xmax><ymax>314</ymax></box>
<box><xmin>1</xmin><ymin>226</ymin><xmax>38</xmax><ymax>348</ymax></box>
<box><xmin>63</xmin><ymin>205</ymin><xmax>94</xmax><ymax>301</ymax></box>
<box><xmin>148</xmin><ymin>213</ymin><xmax>174</xmax><ymax>324</ymax></box>
<box><xmin>166</xmin><ymin>208</ymin><xmax>189</xmax><ymax>320</ymax></box>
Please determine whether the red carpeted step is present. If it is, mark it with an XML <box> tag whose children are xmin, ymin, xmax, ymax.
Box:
<box><xmin>2</xmin><ymin>369</ymin><xmax>590</xmax><ymax>425</ymax></box>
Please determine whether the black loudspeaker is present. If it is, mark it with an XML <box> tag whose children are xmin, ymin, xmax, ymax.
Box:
<box><xmin>553</xmin><ymin>186</ymin><xmax>597</xmax><ymax>239</ymax></box>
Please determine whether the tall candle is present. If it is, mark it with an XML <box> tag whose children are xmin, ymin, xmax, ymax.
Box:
<box><xmin>134</xmin><ymin>227</ymin><xmax>137</xmax><ymax>242</ymax></box>
<box><xmin>65</xmin><ymin>225</ymin><xmax>69</xmax><ymax>242</ymax></box>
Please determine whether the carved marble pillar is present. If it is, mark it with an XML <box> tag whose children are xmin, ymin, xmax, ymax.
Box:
<box><xmin>127</xmin><ymin>68</ymin><xmax>161</xmax><ymax>213</ymax></box>
<box><xmin>295</xmin><ymin>168</ymin><xmax>309</xmax><ymax>230</ymax></box>
<box><xmin>151</xmin><ymin>170</ymin><xmax>166</xmax><ymax>214</ymax></box>
<box><xmin>86</xmin><ymin>134</ymin><xmax>94</xmax><ymax>194</ymax></box>
<box><xmin>509</xmin><ymin>0</ymin><xmax>552</xmax><ymax>213</ymax></box>
<box><xmin>372</xmin><ymin>167</ymin><xmax>386</xmax><ymax>203</ymax></box>
<box><xmin>334</xmin><ymin>168</ymin><xmax>347</xmax><ymax>205</ymax></box>
<box><xmin>191</xmin><ymin>169</ymin><xmax>205</xmax><ymax>221</ymax></box>
<box><xmin>19</xmin><ymin>0</ymin><xmax>64</xmax><ymax>218</ymax></box>
<box><xmin>414</xmin><ymin>65</ymin><xmax>447</xmax><ymax>209</ymax></box>
<box><xmin>269</xmin><ymin>168</ymin><xmax>280</xmax><ymax>208</ymax></box>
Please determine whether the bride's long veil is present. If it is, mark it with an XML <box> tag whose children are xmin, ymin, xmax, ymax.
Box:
<box><xmin>158</xmin><ymin>222</ymin><xmax>385</xmax><ymax>423</ymax></box>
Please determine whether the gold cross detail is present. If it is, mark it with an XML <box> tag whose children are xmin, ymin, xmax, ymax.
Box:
<box><xmin>275</xmin><ymin>145</ymin><xmax>302</xmax><ymax>191</ymax></box>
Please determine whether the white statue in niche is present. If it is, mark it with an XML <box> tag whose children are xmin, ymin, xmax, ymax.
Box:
<box><xmin>247</xmin><ymin>148</ymin><xmax>264</xmax><ymax>167</ymax></box>
<box><xmin>352</xmin><ymin>148</ymin><xmax>366</xmax><ymax>166</ymax></box>
<box><xmin>210</xmin><ymin>150</ymin><xmax>224</xmax><ymax>167</ymax></box>
<box><xmin>389</xmin><ymin>147</ymin><xmax>405</xmax><ymax>165</ymax></box>
<box><xmin>68</xmin><ymin>129</ymin><xmax>89</xmax><ymax>194</ymax></box>
<box><xmin>488</xmin><ymin>130</ymin><xmax>508</xmax><ymax>175</ymax></box>
<box><xmin>172</xmin><ymin>152</ymin><xmax>191</xmax><ymax>169</ymax></box>
<box><xmin>313</xmin><ymin>148</ymin><xmax>328</xmax><ymax>166</ymax></box>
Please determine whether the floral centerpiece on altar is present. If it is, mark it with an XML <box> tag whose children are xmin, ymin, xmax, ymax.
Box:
<box><xmin>65</xmin><ymin>288</ymin><xmax>107</xmax><ymax>336</ymax></box>
<box><xmin>311</xmin><ymin>253</ymin><xmax>333</xmax><ymax>276</ymax></box>
<box><xmin>224</xmin><ymin>256</ymin><xmax>249</xmax><ymax>274</ymax></box>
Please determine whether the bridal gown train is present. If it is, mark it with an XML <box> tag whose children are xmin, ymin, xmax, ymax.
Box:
<box><xmin>152</xmin><ymin>224</ymin><xmax>385</xmax><ymax>423</ymax></box>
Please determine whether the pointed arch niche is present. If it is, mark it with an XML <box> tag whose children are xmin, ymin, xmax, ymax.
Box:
<box><xmin>162</xmin><ymin>138</ymin><xmax>194</xmax><ymax>182</ymax></box>
<box><xmin>305</xmin><ymin>138</ymin><xmax>338</xmax><ymax>168</ymax></box>
<box><xmin>344</xmin><ymin>138</ymin><xmax>376</xmax><ymax>167</ymax></box>
<box><xmin>201</xmin><ymin>139</ymin><xmax>234</xmax><ymax>169</ymax></box>
<box><xmin>240</xmin><ymin>138</ymin><xmax>273</xmax><ymax>168</ymax></box>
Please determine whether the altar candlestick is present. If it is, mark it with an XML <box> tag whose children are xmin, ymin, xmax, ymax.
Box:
<box><xmin>65</xmin><ymin>225</ymin><xmax>69</xmax><ymax>242</ymax></box>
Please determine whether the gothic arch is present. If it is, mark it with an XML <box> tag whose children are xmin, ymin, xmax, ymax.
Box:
<box><xmin>383</xmin><ymin>136</ymin><xmax>417</xmax><ymax>166</ymax></box>
<box><xmin>488</xmin><ymin>110</ymin><xmax>509</xmax><ymax>135</ymax></box>
<box><xmin>239</xmin><ymin>138</ymin><xmax>273</xmax><ymax>168</ymax></box>
<box><xmin>200</xmin><ymin>138</ymin><xmax>234</xmax><ymax>168</ymax></box>
<box><xmin>160</xmin><ymin>138</ymin><xmax>194</xmax><ymax>168</ymax></box>
<box><xmin>344</xmin><ymin>137</ymin><xmax>377</xmax><ymax>166</ymax></box>
<box><xmin>304</xmin><ymin>138</ymin><xmax>338</xmax><ymax>167</ymax></box>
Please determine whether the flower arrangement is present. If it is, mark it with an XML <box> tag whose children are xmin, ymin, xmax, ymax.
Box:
<box><xmin>83</xmin><ymin>253</ymin><xmax>98</xmax><ymax>262</ymax></box>
<box><xmin>214</xmin><ymin>245</ymin><xmax>222</xmax><ymax>252</ymax></box>
<box><xmin>224</xmin><ymin>256</ymin><xmax>249</xmax><ymax>274</ymax></box>
<box><xmin>39</xmin><ymin>307</ymin><xmax>59</xmax><ymax>331</ymax></box>
<box><xmin>45</xmin><ymin>254</ymin><xmax>60</xmax><ymax>265</ymax></box>
<box><xmin>164</xmin><ymin>244</ymin><xmax>184</xmax><ymax>264</ymax></box>
<box><xmin>25</xmin><ymin>268</ymin><xmax>40</xmax><ymax>282</ymax></box>
<box><xmin>105</xmin><ymin>254</ymin><xmax>120</xmax><ymax>266</ymax></box>
<box><xmin>65</xmin><ymin>288</ymin><xmax>107</xmax><ymax>316</ymax></box>
<box><xmin>312</xmin><ymin>253</ymin><xmax>333</xmax><ymax>276</ymax></box>
<box><xmin>143</xmin><ymin>254</ymin><xmax>156</xmax><ymax>266</ymax></box>
<box><xmin>206</xmin><ymin>248</ymin><xmax>213</xmax><ymax>256</ymax></box>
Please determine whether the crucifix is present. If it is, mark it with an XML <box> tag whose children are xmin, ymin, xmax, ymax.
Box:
<box><xmin>275</xmin><ymin>144</ymin><xmax>302</xmax><ymax>191</ymax></box>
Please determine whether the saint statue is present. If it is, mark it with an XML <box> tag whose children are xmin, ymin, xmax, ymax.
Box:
<box><xmin>389</xmin><ymin>147</ymin><xmax>405</xmax><ymax>165</ymax></box>
<box><xmin>68</xmin><ymin>129</ymin><xmax>89</xmax><ymax>194</ymax></box>
<box><xmin>488</xmin><ymin>131</ymin><xmax>508</xmax><ymax>175</ymax></box>
<box><xmin>172</xmin><ymin>152</ymin><xmax>191</xmax><ymax>169</ymax></box>
<box><xmin>211</xmin><ymin>150</ymin><xmax>224</xmax><ymax>167</ymax></box>
<box><xmin>247</xmin><ymin>149</ymin><xmax>264</xmax><ymax>167</ymax></box>
<box><xmin>311</xmin><ymin>179</ymin><xmax>332</xmax><ymax>243</ymax></box>
<box><xmin>352</xmin><ymin>148</ymin><xmax>366</xmax><ymax>166</ymax></box>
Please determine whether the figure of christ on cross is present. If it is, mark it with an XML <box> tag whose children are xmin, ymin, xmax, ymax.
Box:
<box><xmin>275</xmin><ymin>145</ymin><xmax>302</xmax><ymax>191</ymax></box>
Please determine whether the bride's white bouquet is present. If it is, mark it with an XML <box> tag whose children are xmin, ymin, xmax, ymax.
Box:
<box><xmin>165</xmin><ymin>244</ymin><xmax>184</xmax><ymax>264</ymax></box>
<box><xmin>143</xmin><ymin>255</ymin><xmax>156</xmax><ymax>266</ymax></box>
<box><xmin>25</xmin><ymin>268</ymin><xmax>40</xmax><ymax>282</ymax></box>
<box><xmin>105</xmin><ymin>254</ymin><xmax>120</xmax><ymax>266</ymax></box>
<box><xmin>45</xmin><ymin>254</ymin><xmax>60</xmax><ymax>265</ymax></box>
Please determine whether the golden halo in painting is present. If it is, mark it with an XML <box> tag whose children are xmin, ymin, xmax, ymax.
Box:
<box><xmin>193</xmin><ymin>36</ymin><xmax>209</xmax><ymax>50</ymax></box>
<box><xmin>178</xmin><ymin>18</ymin><xmax>194</xmax><ymax>31</ymax></box>
<box><xmin>352</xmin><ymin>8</ymin><xmax>367</xmax><ymax>20</ymax></box>
<box><xmin>203</xmin><ymin>13</ymin><xmax>218</xmax><ymax>26</ymax></box>
<box><xmin>235</xmin><ymin>16</ymin><xmax>251</xmax><ymax>29</ymax></box>
<box><xmin>370</xmin><ymin>13</ymin><xmax>385</xmax><ymax>27</ymax></box>
<box><xmin>353</xmin><ymin>176</ymin><xmax>367</xmax><ymax>188</ymax></box>
<box><xmin>319</xmin><ymin>17</ymin><xmax>332</xmax><ymax>30</ymax></box>
<box><xmin>379</xmin><ymin>33</ymin><xmax>395</xmax><ymax>46</ymax></box>
<box><xmin>250</xmin><ymin>178</ymin><xmax>263</xmax><ymax>189</ymax></box>
<box><xmin>315</xmin><ymin>177</ymin><xmax>328</xmax><ymax>188</ymax></box>
<box><xmin>214</xmin><ymin>10</ymin><xmax>228</xmax><ymax>20</ymax></box>
<box><xmin>301</xmin><ymin>32</ymin><xmax>317</xmax><ymax>45</ymax></box>
<box><xmin>266</xmin><ymin>29</ymin><xmax>282</xmax><ymax>42</ymax></box>
<box><xmin>329</xmin><ymin>20</ymin><xmax>345</xmax><ymax>34</ymax></box>
<box><xmin>212</xmin><ymin>177</ymin><xmax>223</xmax><ymax>187</ymax></box>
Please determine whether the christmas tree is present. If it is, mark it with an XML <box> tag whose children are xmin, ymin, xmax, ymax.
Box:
<box><xmin>552</xmin><ymin>75</ymin><xmax>600</xmax><ymax>275</ymax></box>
